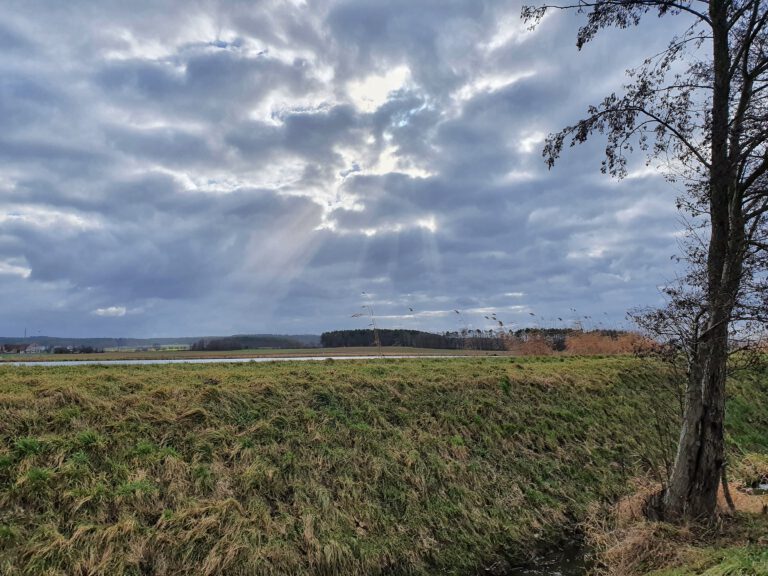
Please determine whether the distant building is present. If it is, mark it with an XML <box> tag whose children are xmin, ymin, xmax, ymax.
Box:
<box><xmin>1</xmin><ymin>344</ymin><xmax>29</xmax><ymax>354</ymax></box>
<box><xmin>23</xmin><ymin>343</ymin><xmax>47</xmax><ymax>354</ymax></box>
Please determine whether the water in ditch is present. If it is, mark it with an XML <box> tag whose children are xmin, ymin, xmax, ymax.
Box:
<box><xmin>504</xmin><ymin>536</ymin><xmax>590</xmax><ymax>576</ymax></box>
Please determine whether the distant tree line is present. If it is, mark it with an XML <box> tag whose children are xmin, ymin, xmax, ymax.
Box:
<box><xmin>53</xmin><ymin>346</ymin><xmax>103</xmax><ymax>354</ymax></box>
<box><xmin>190</xmin><ymin>335</ymin><xmax>307</xmax><ymax>351</ymax></box>
<box><xmin>320</xmin><ymin>329</ymin><xmax>509</xmax><ymax>350</ymax></box>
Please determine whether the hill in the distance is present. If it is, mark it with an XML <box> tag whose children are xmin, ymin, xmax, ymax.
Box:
<box><xmin>0</xmin><ymin>334</ymin><xmax>321</xmax><ymax>350</ymax></box>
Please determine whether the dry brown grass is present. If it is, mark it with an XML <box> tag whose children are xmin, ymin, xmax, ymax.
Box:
<box><xmin>584</xmin><ymin>479</ymin><xmax>686</xmax><ymax>575</ymax></box>
<box><xmin>719</xmin><ymin>486</ymin><xmax>768</xmax><ymax>515</ymax></box>
<box><xmin>511</xmin><ymin>336</ymin><xmax>555</xmax><ymax>356</ymax></box>
<box><xmin>503</xmin><ymin>330</ymin><xmax>655</xmax><ymax>357</ymax></box>
<box><xmin>565</xmin><ymin>332</ymin><xmax>650</xmax><ymax>356</ymax></box>
<box><xmin>585</xmin><ymin>478</ymin><xmax>768</xmax><ymax>576</ymax></box>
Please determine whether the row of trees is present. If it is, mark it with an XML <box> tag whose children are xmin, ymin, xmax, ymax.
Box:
<box><xmin>52</xmin><ymin>346</ymin><xmax>103</xmax><ymax>354</ymax></box>
<box><xmin>190</xmin><ymin>335</ymin><xmax>307</xmax><ymax>351</ymax></box>
<box><xmin>321</xmin><ymin>329</ymin><xmax>473</xmax><ymax>349</ymax></box>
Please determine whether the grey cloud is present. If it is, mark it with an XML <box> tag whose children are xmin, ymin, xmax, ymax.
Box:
<box><xmin>326</xmin><ymin>0</ymin><xmax>518</xmax><ymax>93</ymax></box>
<box><xmin>96</xmin><ymin>51</ymin><xmax>317</xmax><ymax>123</ymax></box>
<box><xmin>0</xmin><ymin>78</ymin><xmax>61</xmax><ymax>133</ymax></box>
<box><xmin>228</xmin><ymin>104</ymin><xmax>365</xmax><ymax>165</ymax></box>
<box><xmin>4</xmin><ymin>175</ymin><xmax>323</xmax><ymax>304</ymax></box>
<box><xmin>0</xmin><ymin>22</ymin><xmax>33</xmax><ymax>53</ymax></box>
<box><xmin>105</xmin><ymin>126</ymin><xmax>218</xmax><ymax>168</ymax></box>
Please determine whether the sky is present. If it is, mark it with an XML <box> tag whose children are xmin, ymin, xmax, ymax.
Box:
<box><xmin>0</xmin><ymin>0</ymin><xmax>693</xmax><ymax>338</ymax></box>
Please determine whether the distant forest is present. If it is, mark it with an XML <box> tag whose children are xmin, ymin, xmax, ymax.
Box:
<box><xmin>320</xmin><ymin>329</ymin><xmax>508</xmax><ymax>350</ymax></box>
<box><xmin>190</xmin><ymin>335</ymin><xmax>309</xmax><ymax>351</ymax></box>
<box><xmin>0</xmin><ymin>334</ymin><xmax>321</xmax><ymax>349</ymax></box>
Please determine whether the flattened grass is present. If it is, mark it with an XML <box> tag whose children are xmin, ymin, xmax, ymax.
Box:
<box><xmin>0</xmin><ymin>356</ymin><xmax>754</xmax><ymax>575</ymax></box>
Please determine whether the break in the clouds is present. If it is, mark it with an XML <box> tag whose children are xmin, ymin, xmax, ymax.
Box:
<box><xmin>0</xmin><ymin>0</ymin><xmax>691</xmax><ymax>337</ymax></box>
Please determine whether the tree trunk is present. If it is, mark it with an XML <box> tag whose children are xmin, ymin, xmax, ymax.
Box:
<box><xmin>661</xmin><ymin>0</ymin><xmax>736</xmax><ymax>521</ymax></box>
<box><xmin>662</xmin><ymin>322</ymin><xmax>728</xmax><ymax>519</ymax></box>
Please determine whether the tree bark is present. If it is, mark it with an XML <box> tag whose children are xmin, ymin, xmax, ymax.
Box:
<box><xmin>662</xmin><ymin>323</ymin><xmax>728</xmax><ymax>519</ymax></box>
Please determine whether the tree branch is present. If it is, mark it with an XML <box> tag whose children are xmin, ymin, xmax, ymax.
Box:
<box><xmin>529</xmin><ymin>0</ymin><xmax>713</xmax><ymax>26</ymax></box>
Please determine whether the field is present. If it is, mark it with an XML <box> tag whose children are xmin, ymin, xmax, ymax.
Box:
<box><xmin>0</xmin><ymin>347</ymin><xmax>505</xmax><ymax>363</ymax></box>
<box><xmin>0</xmin><ymin>357</ymin><xmax>766</xmax><ymax>575</ymax></box>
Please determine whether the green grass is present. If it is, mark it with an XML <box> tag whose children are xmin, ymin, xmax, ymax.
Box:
<box><xmin>651</xmin><ymin>546</ymin><xmax>768</xmax><ymax>576</ymax></box>
<box><xmin>0</xmin><ymin>356</ymin><xmax>765</xmax><ymax>575</ymax></box>
<box><xmin>647</xmin><ymin>513</ymin><xmax>768</xmax><ymax>576</ymax></box>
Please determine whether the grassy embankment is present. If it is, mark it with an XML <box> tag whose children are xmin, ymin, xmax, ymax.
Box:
<box><xmin>0</xmin><ymin>356</ymin><xmax>765</xmax><ymax>575</ymax></box>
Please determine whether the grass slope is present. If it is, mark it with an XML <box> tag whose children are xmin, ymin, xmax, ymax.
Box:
<box><xmin>0</xmin><ymin>357</ymin><xmax>762</xmax><ymax>575</ymax></box>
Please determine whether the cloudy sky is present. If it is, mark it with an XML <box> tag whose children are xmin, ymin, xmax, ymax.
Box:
<box><xmin>0</xmin><ymin>0</ymin><xmax>692</xmax><ymax>338</ymax></box>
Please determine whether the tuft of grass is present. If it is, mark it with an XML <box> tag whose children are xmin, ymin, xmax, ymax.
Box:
<box><xmin>13</xmin><ymin>437</ymin><xmax>43</xmax><ymax>457</ymax></box>
<box><xmin>499</xmin><ymin>374</ymin><xmax>512</xmax><ymax>396</ymax></box>
<box><xmin>75</xmin><ymin>429</ymin><xmax>105</xmax><ymax>451</ymax></box>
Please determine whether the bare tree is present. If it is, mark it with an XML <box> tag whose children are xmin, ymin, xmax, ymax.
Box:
<box><xmin>522</xmin><ymin>0</ymin><xmax>768</xmax><ymax>521</ymax></box>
